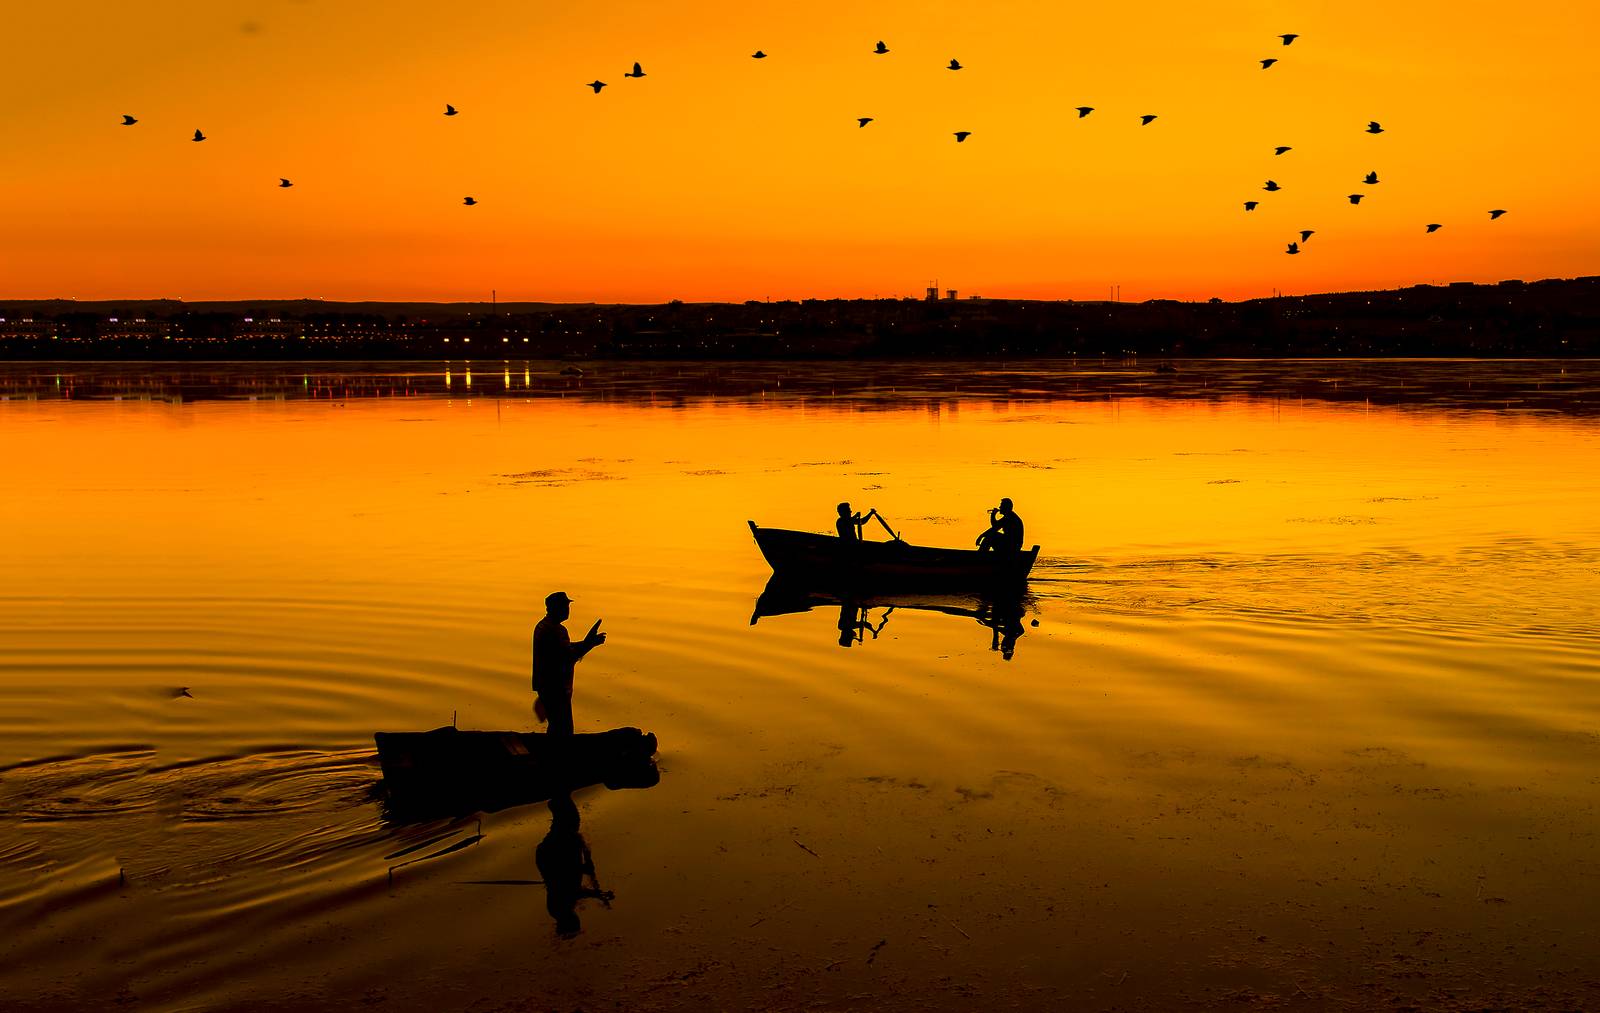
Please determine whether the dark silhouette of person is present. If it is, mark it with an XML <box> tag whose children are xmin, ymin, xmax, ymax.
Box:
<box><xmin>975</xmin><ymin>498</ymin><xmax>1024</xmax><ymax>552</ymax></box>
<box><xmin>536</xmin><ymin>793</ymin><xmax>612</xmax><ymax>938</ymax></box>
<box><xmin>976</xmin><ymin>598</ymin><xmax>1027</xmax><ymax>660</ymax></box>
<box><xmin>836</xmin><ymin>502</ymin><xmax>877</xmax><ymax>542</ymax></box>
<box><xmin>532</xmin><ymin>591</ymin><xmax>605</xmax><ymax>737</ymax></box>
<box><xmin>836</xmin><ymin>599</ymin><xmax>893</xmax><ymax>647</ymax></box>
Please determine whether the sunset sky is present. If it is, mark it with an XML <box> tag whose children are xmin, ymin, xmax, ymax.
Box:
<box><xmin>2</xmin><ymin>0</ymin><xmax>1596</xmax><ymax>302</ymax></box>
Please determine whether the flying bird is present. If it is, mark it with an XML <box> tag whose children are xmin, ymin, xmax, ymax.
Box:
<box><xmin>1244</xmin><ymin>201</ymin><xmax>1259</xmax><ymax>211</ymax></box>
<box><xmin>1348</xmin><ymin>194</ymin><xmax>1364</xmax><ymax>204</ymax></box>
<box><xmin>587</xmin><ymin>80</ymin><xmax>606</xmax><ymax>93</ymax></box>
<box><xmin>1280</xmin><ymin>33</ymin><xmax>1299</xmax><ymax>45</ymax></box>
<box><xmin>874</xmin><ymin>41</ymin><xmax>889</xmax><ymax>55</ymax></box>
<box><xmin>1488</xmin><ymin>209</ymin><xmax>1507</xmax><ymax>219</ymax></box>
<box><xmin>625</xmin><ymin>62</ymin><xmax>645</xmax><ymax>78</ymax></box>
<box><xmin>1263</xmin><ymin>180</ymin><xmax>1281</xmax><ymax>191</ymax></box>
<box><xmin>752</xmin><ymin>50</ymin><xmax>767</xmax><ymax>59</ymax></box>
<box><xmin>1261</xmin><ymin>58</ymin><xmax>1278</xmax><ymax>69</ymax></box>
<box><xmin>948</xmin><ymin>59</ymin><xmax>962</xmax><ymax>70</ymax></box>
<box><xmin>1367</xmin><ymin>121</ymin><xmax>1384</xmax><ymax>133</ymax></box>
<box><xmin>463</xmin><ymin>197</ymin><xmax>478</xmax><ymax>206</ymax></box>
<box><xmin>1364</xmin><ymin>171</ymin><xmax>1380</xmax><ymax>184</ymax></box>
<box><xmin>954</xmin><ymin>131</ymin><xmax>972</xmax><ymax>142</ymax></box>
<box><xmin>1300</xmin><ymin>229</ymin><xmax>1315</xmax><ymax>242</ymax></box>
<box><xmin>1140</xmin><ymin>114</ymin><xmax>1157</xmax><ymax>125</ymax></box>
<box><xmin>278</xmin><ymin>178</ymin><xmax>293</xmax><ymax>188</ymax></box>
<box><xmin>1426</xmin><ymin>223</ymin><xmax>1443</xmax><ymax>233</ymax></box>
<box><xmin>857</xmin><ymin>117</ymin><xmax>873</xmax><ymax>127</ymax></box>
<box><xmin>1075</xmin><ymin>106</ymin><xmax>1094</xmax><ymax>118</ymax></box>
<box><xmin>192</xmin><ymin>129</ymin><xmax>206</xmax><ymax>142</ymax></box>
<box><xmin>1286</xmin><ymin>242</ymin><xmax>1300</xmax><ymax>255</ymax></box>
<box><xmin>121</xmin><ymin>114</ymin><xmax>137</xmax><ymax>125</ymax></box>
<box><xmin>1273</xmin><ymin>145</ymin><xmax>1292</xmax><ymax>155</ymax></box>
<box><xmin>444</xmin><ymin>104</ymin><xmax>458</xmax><ymax>116</ymax></box>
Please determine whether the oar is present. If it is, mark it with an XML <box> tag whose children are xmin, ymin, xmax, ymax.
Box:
<box><xmin>870</xmin><ymin>511</ymin><xmax>901</xmax><ymax>541</ymax></box>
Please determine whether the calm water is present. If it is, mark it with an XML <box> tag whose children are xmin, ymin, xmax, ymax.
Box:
<box><xmin>3</xmin><ymin>360</ymin><xmax>1599</xmax><ymax>1010</ymax></box>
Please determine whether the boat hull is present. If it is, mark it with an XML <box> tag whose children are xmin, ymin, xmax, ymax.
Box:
<box><xmin>748</xmin><ymin>521</ymin><xmax>1037</xmax><ymax>587</ymax></box>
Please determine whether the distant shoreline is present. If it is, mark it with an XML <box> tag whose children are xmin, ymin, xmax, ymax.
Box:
<box><xmin>3</xmin><ymin>276</ymin><xmax>1597</xmax><ymax>359</ymax></box>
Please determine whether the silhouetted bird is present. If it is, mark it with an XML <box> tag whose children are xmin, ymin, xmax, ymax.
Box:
<box><xmin>874</xmin><ymin>41</ymin><xmax>889</xmax><ymax>55</ymax></box>
<box><xmin>463</xmin><ymin>196</ymin><xmax>478</xmax><ymax>205</ymax></box>
<box><xmin>1280</xmin><ymin>33</ymin><xmax>1299</xmax><ymax>45</ymax></box>
<box><xmin>1364</xmin><ymin>171</ymin><xmax>1379</xmax><ymax>184</ymax></box>
<box><xmin>1300</xmin><ymin>229</ymin><xmax>1315</xmax><ymax>242</ymax></box>
<box><xmin>1488</xmin><ymin>209</ymin><xmax>1507</xmax><ymax>219</ymax></box>
<box><xmin>587</xmin><ymin>81</ymin><xmax>606</xmax><ymax>93</ymax></box>
<box><xmin>1286</xmin><ymin>242</ymin><xmax>1300</xmax><ymax>254</ymax></box>
<box><xmin>1263</xmin><ymin>180</ymin><xmax>1281</xmax><ymax>191</ymax></box>
<box><xmin>1244</xmin><ymin>201</ymin><xmax>1259</xmax><ymax>211</ymax></box>
<box><xmin>444</xmin><ymin>104</ymin><xmax>458</xmax><ymax>116</ymax></box>
<box><xmin>1076</xmin><ymin>106</ymin><xmax>1094</xmax><ymax>118</ymax></box>
<box><xmin>948</xmin><ymin>59</ymin><xmax>962</xmax><ymax>70</ymax></box>
<box><xmin>1140</xmin><ymin>114</ymin><xmax>1157</xmax><ymax>125</ymax></box>
<box><xmin>278</xmin><ymin>178</ymin><xmax>293</xmax><ymax>188</ymax></box>
<box><xmin>121</xmin><ymin>115</ymin><xmax>137</xmax><ymax>126</ymax></box>
<box><xmin>954</xmin><ymin>131</ymin><xmax>972</xmax><ymax>142</ymax></box>
<box><xmin>625</xmin><ymin>62</ymin><xmax>645</xmax><ymax>78</ymax></box>
<box><xmin>857</xmin><ymin>117</ymin><xmax>873</xmax><ymax>127</ymax></box>
<box><xmin>1348</xmin><ymin>193</ymin><xmax>1364</xmax><ymax>204</ymax></box>
<box><xmin>752</xmin><ymin>50</ymin><xmax>767</xmax><ymax>59</ymax></box>
<box><xmin>192</xmin><ymin>129</ymin><xmax>206</xmax><ymax>142</ymax></box>
<box><xmin>1367</xmin><ymin>121</ymin><xmax>1384</xmax><ymax>133</ymax></box>
<box><xmin>1426</xmin><ymin>223</ymin><xmax>1443</xmax><ymax>232</ymax></box>
<box><xmin>1261</xmin><ymin>58</ymin><xmax>1278</xmax><ymax>69</ymax></box>
<box><xmin>1274</xmin><ymin>145</ymin><xmax>1292</xmax><ymax>155</ymax></box>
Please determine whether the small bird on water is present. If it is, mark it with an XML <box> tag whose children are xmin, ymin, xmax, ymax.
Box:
<box><xmin>587</xmin><ymin>80</ymin><xmax>606</xmax><ymax>93</ymax></box>
<box><xmin>874</xmin><ymin>41</ymin><xmax>889</xmax><ymax>55</ymax></box>
<box><xmin>1426</xmin><ymin>223</ymin><xmax>1443</xmax><ymax>233</ymax></box>
<box><xmin>1243</xmin><ymin>201</ymin><xmax>1259</xmax><ymax>211</ymax></box>
<box><xmin>1367</xmin><ymin>120</ymin><xmax>1384</xmax><ymax>133</ymax></box>
<box><xmin>625</xmin><ymin>62</ymin><xmax>645</xmax><ymax>78</ymax></box>
<box><xmin>857</xmin><ymin>117</ymin><xmax>873</xmax><ymax>127</ymax></box>
<box><xmin>192</xmin><ymin>129</ymin><xmax>206</xmax><ymax>142</ymax></box>
<box><xmin>1076</xmin><ymin>106</ymin><xmax>1094</xmax><ymax>118</ymax></box>
<box><xmin>1263</xmin><ymin>179</ymin><xmax>1281</xmax><ymax>191</ymax></box>
<box><xmin>1364</xmin><ymin>171</ymin><xmax>1380</xmax><ymax>184</ymax></box>
<box><xmin>1488</xmin><ymin>209</ymin><xmax>1507</xmax><ymax>219</ymax></box>
<box><xmin>1348</xmin><ymin>193</ymin><xmax>1365</xmax><ymax>204</ymax></box>
<box><xmin>444</xmin><ymin>104</ymin><xmax>458</xmax><ymax>116</ymax></box>
<box><xmin>953</xmin><ymin>131</ymin><xmax>972</xmax><ymax>142</ymax></box>
<box><xmin>751</xmin><ymin>50</ymin><xmax>767</xmax><ymax>59</ymax></box>
<box><xmin>1280</xmin><ymin>33</ymin><xmax>1299</xmax><ymax>45</ymax></box>
<box><xmin>1140</xmin><ymin>114</ymin><xmax>1157</xmax><ymax>125</ymax></box>
<box><xmin>463</xmin><ymin>196</ymin><xmax>478</xmax><ymax>205</ymax></box>
<box><xmin>1300</xmin><ymin>229</ymin><xmax>1315</xmax><ymax>242</ymax></box>
<box><xmin>1273</xmin><ymin>145</ymin><xmax>1292</xmax><ymax>155</ymax></box>
<box><xmin>1286</xmin><ymin>242</ymin><xmax>1300</xmax><ymax>254</ymax></box>
<box><xmin>278</xmin><ymin>178</ymin><xmax>293</xmax><ymax>188</ymax></box>
<box><xmin>121</xmin><ymin>114</ymin><xmax>137</xmax><ymax>125</ymax></box>
<box><xmin>948</xmin><ymin>59</ymin><xmax>962</xmax><ymax>70</ymax></box>
<box><xmin>1261</xmin><ymin>58</ymin><xmax>1278</xmax><ymax>69</ymax></box>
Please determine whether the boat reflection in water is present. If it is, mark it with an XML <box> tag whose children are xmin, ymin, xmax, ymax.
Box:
<box><xmin>375</xmin><ymin>725</ymin><xmax>659</xmax><ymax>935</ymax></box>
<box><xmin>750</xmin><ymin>578</ymin><xmax>1035</xmax><ymax>659</ymax></box>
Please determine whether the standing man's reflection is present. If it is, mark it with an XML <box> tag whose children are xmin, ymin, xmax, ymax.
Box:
<box><xmin>536</xmin><ymin>793</ymin><xmax>613</xmax><ymax>938</ymax></box>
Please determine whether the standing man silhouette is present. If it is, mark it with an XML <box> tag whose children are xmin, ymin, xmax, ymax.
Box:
<box><xmin>533</xmin><ymin>591</ymin><xmax>605</xmax><ymax>737</ymax></box>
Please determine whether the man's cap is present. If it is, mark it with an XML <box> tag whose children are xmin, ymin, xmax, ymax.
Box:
<box><xmin>546</xmin><ymin>591</ymin><xmax>573</xmax><ymax>607</ymax></box>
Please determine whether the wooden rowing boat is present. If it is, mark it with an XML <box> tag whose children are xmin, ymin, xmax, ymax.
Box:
<box><xmin>747</xmin><ymin>520</ymin><xmax>1038</xmax><ymax>587</ymax></box>
<box><xmin>375</xmin><ymin>725</ymin><xmax>658</xmax><ymax>818</ymax></box>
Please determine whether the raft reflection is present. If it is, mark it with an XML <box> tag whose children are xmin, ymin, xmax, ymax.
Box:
<box><xmin>750</xmin><ymin>578</ymin><xmax>1036</xmax><ymax>659</ymax></box>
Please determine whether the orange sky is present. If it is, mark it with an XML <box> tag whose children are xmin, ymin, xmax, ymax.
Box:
<box><xmin>1</xmin><ymin>0</ymin><xmax>1596</xmax><ymax>302</ymax></box>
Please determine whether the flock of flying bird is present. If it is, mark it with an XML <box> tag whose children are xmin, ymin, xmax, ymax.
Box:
<box><xmin>115</xmin><ymin>32</ymin><xmax>1509</xmax><ymax>252</ymax></box>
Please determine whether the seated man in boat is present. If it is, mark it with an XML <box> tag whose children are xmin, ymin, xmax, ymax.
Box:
<box><xmin>532</xmin><ymin>591</ymin><xmax>606</xmax><ymax>737</ymax></box>
<box><xmin>975</xmin><ymin>498</ymin><xmax>1024</xmax><ymax>552</ymax></box>
<box><xmin>836</xmin><ymin>502</ymin><xmax>879</xmax><ymax>542</ymax></box>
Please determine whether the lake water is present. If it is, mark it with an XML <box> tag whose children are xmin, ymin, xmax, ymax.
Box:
<box><xmin>3</xmin><ymin>360</ymin><xmax>1599</xmax><ymax>1010</ymax></box>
